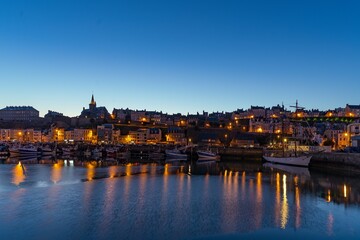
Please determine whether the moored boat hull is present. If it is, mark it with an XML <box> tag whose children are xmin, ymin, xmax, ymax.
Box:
<box><xmin>263</xmin><ymin>155</ymin><xmax>311</xmax><ymax>167</ymax></box>
<box><xmin>197</xmin><ymin>151</ymin><xmax>220</xmax><ymax>160</ymax></box>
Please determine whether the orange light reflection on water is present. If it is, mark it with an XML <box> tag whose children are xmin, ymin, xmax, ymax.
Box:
<box><xmin>12</xmin><ymin>163</ymin><xmax>26</xmax><ymax>186</ymax></box>
<box><xmin>86</xmin><ymin>163</ymin><xmax>96</xmax><ymax>181</ymax></box>
<box><xmin>254</xmin><ymin>172</ymin><xmax>263</xmax><ymax>228</ymax></box>
<box><xmin>274</xmin><ymin>172</ymin><xmax>281</xmax><ymax>227</ymax></box>
<box><xmin>108</xmin><ymin>166</ymin><xmax>117</xmax><ymax>178</ymax></box>
<box><xmin>51</xmin><ymin>163</ymin><xmax>62</xmax><ymax>184</ymax></box>
<box><xmin>281</xmin><ymin>174</ymin><xmax>289</xmax><ymax>229</ymax></box>
<box><xmin>293</xmin><ymin>176</ymin><xmax>301</xmax><ymax>229</ymax></box>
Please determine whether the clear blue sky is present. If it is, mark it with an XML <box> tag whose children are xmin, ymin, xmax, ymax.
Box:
<box><xmin>1</xmin><ymin>0</ymin><xmax>359</xmax><ymax>117</ymax></box>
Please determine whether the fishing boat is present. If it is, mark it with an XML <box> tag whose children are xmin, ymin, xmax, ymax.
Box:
<box><xmin>196</xmin><ymin>150</ymin><xmax>220</xmax><ymax>159</ymax></box>
<box><xmin>165</xmin><ymin>148</ymin><xmax>187</xmax><ymax>160</ymax></box>
<box><xmin>18</xmin><ymin>145</ymin><xmax>41</xmax><ymax>156</ymax></box>
<box><xmin>197</xmin><ymin>149</ymin><xmax>220</xmax><ymax>161</ymax></box>
<box><xmin>165</xmin><ymin>144</ymin><xmax>197</xmax><ymax>161</ymax></box>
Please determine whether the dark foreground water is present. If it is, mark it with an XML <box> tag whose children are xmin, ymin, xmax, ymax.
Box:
<box><xmin>0</xmin><ymin>159</ymin><xmax>360</xmax><ymax>239</ymax></box>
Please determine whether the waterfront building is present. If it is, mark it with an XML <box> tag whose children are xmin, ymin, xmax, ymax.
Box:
<box><xmin>136</xmin><ymin>129</ymin><xmax>148</xmax><ymax>144</ymax></box>
<box><xmin>147</xmin><ymin>128</ymin><xmax>162</xmax><ymax>143</ymax></box>
<box><xmin>112</xmin><ymin>129</ymin><xmax>121</xmax><ymax>144</ymax></box>
<box><xmin>150</xmin><ymin>114</ymin><xmax>162</xmax><ymax>124</ymax></box>
<box><xmin>112</xmin><ymin>108</ymin><xmax>129</xmax><ymax>122</ymax></box>
<box><xmin>187</xmin><ymin>113</ymin><xmax>203</xmax><ymax>126</ymax></box>
<box><xmin>351</xmin><ymin>135</ymin><xmax>360</xmax><ymax>147</ymax></box>
<box><xmin>174</xmin><ymin>117</ymin><xmax>187</xmax><ymax>127</ymax></box>
<box><xmin>197</xmin><ymin>132</ymin><xmax>221</xmax><ymax>146</ymax></box>
<box><xmin>338</xmin><ymin>132</ymin><xmax>350</xmax><ymax>149</ymax></box>
<box><xmin>0</xmin><ymin>106</ymin><xmax>39</xmax><ymax>121</ymax></box>
<box><xmin>0</xmin><ymin>129</ymin><xmax>11</xmax><ymax>141</ymax></box>
<box><xmin>80</xmin><ymin>94</ymin><xmax>110</xmax><ymax>119</ymax></box>
<box><xmin>0</xmin><ymin>129</ymin><xmax>34</xmax><ymax>142</ymax></box>
<box><xmin>10</xmin><ymin>129</ymin><xmax>24</xmax><ymax>142</ymax></box>
<box><xmin>64</xmin><ymin>128</ymin><xmax>94</xmax><ymax>143</ymax></box>
<box><xmin>127</xmin><ymin>131</ymin><xmax>138</xmax><ymax>144</ymax></box>
<box><xmin>230</xmin><ymin>133</ymin><xmax>258</xmax><ymax>147</ymax></box>
<box><xmin>50</xmin><ymin>127</ymin><xmax>65</xmax><ymax>142</ymax></box>
<box><xmin>166</xmin><ymin>127</ymin><xmax>186</xmax><ymax>144</ymax></box>
<box><xmin>64</xmin><ymin>129</ymin><xmax>75</xmax><ymax>142</ymax></box>
<box><xmin>126</xmin><ymin>129</ymin><xmax>148</xmax><ymax>144</ymax></box>
<box><xmin>324</xmin><ymin>129</ymin><xmax>343</xmax><ymax>149</ymax></box>
<box><xmin>345</xmin><ymin>104</ymin><xmax>360</xmax><ymax>117</ymax></box>
<box><xmin>33</xmin><ymin>130</ymin><xmax>42</xmax><ymax>142</ymax></box>
<box><xmin>130</xmin><ymin>111</ymin><xmax>148</xmax><ymax>122</ymax></box>
<box><xmin>249</xmin><ymin>106</ymin><xmax>266</xmax><ymax>118</ymax></box>
<box><xmin>97</xmin><ymin>124</ymin><xmax>114</xmax><ymax>144</ymax></box>
<box><xmin>266</xmin><ymin>104</ymin><xmax>285</xmax><ymax>118</ymax></box>
<box><xmin>346</xmin><ymin>123</ymin><xmax>360</xmax><ymax>147</ymax></box>
<box><xmin>249</xmin><ymin>118</ymin><xmax>269</xmax><ymax>133</ymax></box>
<box><xmin>335</xmin><ymin>107</ymin><xmax>346</xmax><ymax>117</ymax></box>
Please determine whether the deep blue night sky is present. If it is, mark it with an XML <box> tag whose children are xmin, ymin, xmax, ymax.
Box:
<box><xmin>1</xmin><ymin>0</ymin><xmax>359</xmax><ymax>116</ymax></box>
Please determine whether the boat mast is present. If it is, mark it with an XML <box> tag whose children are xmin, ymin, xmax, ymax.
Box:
<box><xmin>290</xmin><ymin>100</ymin><xmax>304</xmax><ymax>157</ymax></box>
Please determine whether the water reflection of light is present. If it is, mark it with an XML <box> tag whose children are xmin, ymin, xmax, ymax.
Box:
<box><xmin>102</xmin><ymin>174</ymin><xmax>116</xmax><ymax>230</ymax></box>
<box><xmin>344</xmin><ymin>184</ymin><xmax>347</xmax><ymax>198</ymax></box>
<box><xmin>295</xmin><ymin>186</ymin><xmax>301</xmax><ymax>229</ymax></box>
<box><xmin>161</xmin><ymin>162</ymin><xmax>169</xmax><ymax>213</ymax></box>
<box><xmin>12</xmin><ymin>163</ymin><xmax>26</xmax><ymax>186</ymax></box>
<box><xmin>281</xmin><ymin>174</ymin><xmax>289</xmax><ymax>229</ymax></box>
<box><xmin>86</xmin><ymin>163</ymin><xmax>95</xmax><ymax>181</ymax></box>
<box><xmin>327</xmin><ymin>213</ymin><xmax>334</xmax><ymax>236</ymax></box>
<box><xmin>108</xmin><ymin>166</ymin><xmax>117</xmax><ymax>178</ymax></box>
<box><xmin>68</xmin><ymin>160</ymin><xmax>74</xmax><ymax>167</ymax></box>
<box><xmin>51</xmin><ymin>163</ymin><xmax>62</xmax><ymax>183</ymax></box>
<box><xmin>255</xmin><ymin>172</ymin><xmax>263</xmax><ymax>228</ymax></box>
<box><xmin>256</xmin><ymin>172</ymin><xmax>262</xmax><ymax>203</ymax></box>
<box><xmin>275</xmin><ymin>173</ymin><xmax>281</xmax><ymax>227</ymax></box>
<box><xmin>327</xmin><ymin>190</ymin><xmax>331</xmax><ymax>203</ymax></box>
<box><xmin>241</xmin><ymin>171</ymin><xmax>246</xmax><ymax>200</ymax></box>
<box><xmin>221</xmin><ymin>164</ymin><xmax>239</xmax><ymax>232</ymax></box>
<box><xmin>164</xmin><ymin>164</ymin><xmax>169</xmax><ymax>175</ymax></box>
<box><xmin>126</xmin><ymin>164</ymin><xmax>132</xmax><ymax>176</ymax></box>
<box><xmin>138</xmin><ymin>166</ymin><xmax>147</xmax><ymax>207</ymax></box>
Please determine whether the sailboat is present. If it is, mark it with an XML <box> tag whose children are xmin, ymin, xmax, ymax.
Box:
<box><xmin>263</xmin><ymin>100</ymin><xmax>312</xmax><ymax>167</ymax></box>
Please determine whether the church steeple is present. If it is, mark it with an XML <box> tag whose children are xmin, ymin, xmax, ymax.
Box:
<box><xmin>89</xmin><ymin>94</ymin><xmax>96</xmax><ymax>110</ymax></box>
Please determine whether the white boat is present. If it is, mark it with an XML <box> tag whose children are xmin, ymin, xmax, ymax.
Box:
<box><xmin>18</xmin><ymin>145</ymin><xmax>41</xmax><ymax>155</ymax></box>
<box><xmin>197</xmin><ymin>150</ymin><xmax>220</xmax><ymax>161</ymax></box>
<box><xmin>263</xmin><ymin>155</ymin><xmax>311</xmax><ymax>167</ymax></box>
<box><xmin>263</xmin><ymin>100</ymin><xmax>313</xmax><ymax>167</ymax></box>
<box><xmin>165</xmin><ymin>148</ymin><xmax>187</xmax><ymax>159</ymax></box>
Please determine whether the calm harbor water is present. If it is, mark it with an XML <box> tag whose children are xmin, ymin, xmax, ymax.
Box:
<box><xmin>0</xmin><ymin>158</ymin><xmax>360</xmax><ymax>239</ymax></box>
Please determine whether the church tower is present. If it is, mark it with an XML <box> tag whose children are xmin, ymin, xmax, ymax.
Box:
<box><xmin>89</xmin><ymin>94</ymin><xmax>97</xmax><ymax>111</ymax></box>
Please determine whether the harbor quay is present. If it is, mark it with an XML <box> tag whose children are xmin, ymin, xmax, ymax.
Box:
<box><xmin>1</xmin><ymin>96</ymin><xmax>360</xmax><ymax>171</ymax></box>
<box><xmin>3</xmin><ymin>139</ymin><xmax>360</xmax><ymax>174</ymax></box>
